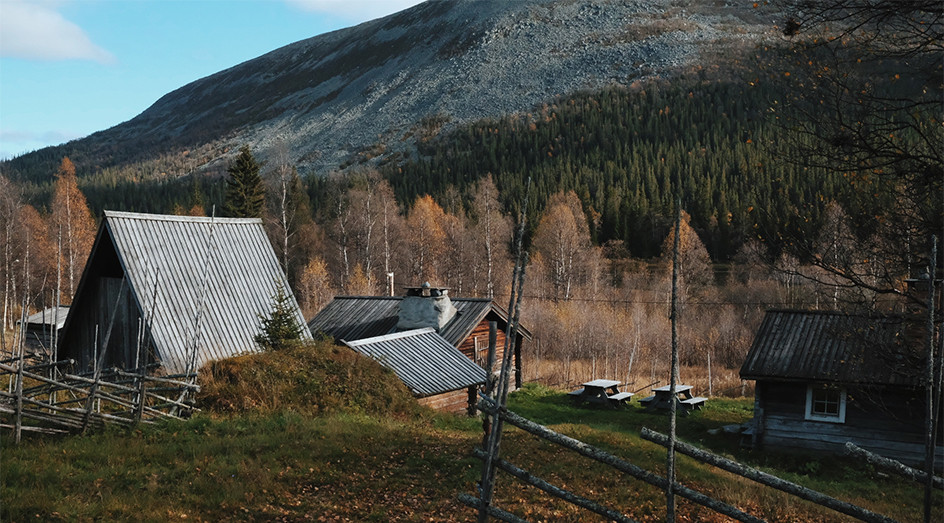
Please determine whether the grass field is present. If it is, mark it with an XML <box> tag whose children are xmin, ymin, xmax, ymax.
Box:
<box><xmin>1</xmin><ymin>383</ymin><xmax>939</xmax><ymax>522</ymax></box>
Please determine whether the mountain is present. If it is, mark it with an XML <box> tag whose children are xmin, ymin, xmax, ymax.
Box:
<box><xmin>2</xmin><ymin>0</ymin><xmax>775</xmax><ymax>183</ymax></box>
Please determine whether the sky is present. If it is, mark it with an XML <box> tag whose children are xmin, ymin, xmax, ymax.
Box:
<box><xmin>0</xmin><ymin>0</ymin><xmax>426</xmax><ymax>160</ymax></box>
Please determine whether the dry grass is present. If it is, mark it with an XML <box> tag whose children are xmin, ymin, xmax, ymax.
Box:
<box><xmin>197</xmin><ymin>338</ymin><xmax>420</xmax><ymax>417</ymax></box>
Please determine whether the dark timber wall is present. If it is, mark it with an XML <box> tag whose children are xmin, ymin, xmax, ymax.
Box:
<box><xmin>755</xmin><ymin>380</ymin><xmax>943</xmax><ymax>469</ymax></box>
<box><xmin>58</xmin><ymin>232</ymin><xmax>149</xmax><ymax>373</ymax></box>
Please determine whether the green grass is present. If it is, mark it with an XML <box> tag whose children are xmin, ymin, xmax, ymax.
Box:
<box><xmin>1</xmin><ymin>382</ymin><xmax>938</xmax><ymax>522</ymax></box>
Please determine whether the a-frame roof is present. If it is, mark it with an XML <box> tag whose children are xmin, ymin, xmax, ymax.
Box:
<box><xmin>61</xmin><ymin>211</ymin><xmax>308</xmax><ymax>373</ymax></box>
<box><xmin>344</xmin><ymin>328</ymin><xmax>487</xmax><ymax>397</ymax></box>
<box><xmin>739</xmin><ymin>309</ymin><xmax>923</xmax><ymax>388</ymax></box>
<box><xmin>307</xmin><ymin>295</ymin><xmax>531</xmax><ymax>346</ymax></box>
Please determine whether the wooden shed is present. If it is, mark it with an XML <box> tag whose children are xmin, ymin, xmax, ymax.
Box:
<box><xmin>15</xmin><ymin>306</ymin><xmax>69</xmax><ymax>357</ymax></box>
<box><xmin>58</xmin><ymin>211</ymin><xmax>308</xmax><ymax>375</ymax></box>
<box><xmin>740</xmin><ymin>309</ymin><xmax>942</xmax><ymax>468</ymax></box>
<box><xmin>308</xmin><ymin>286</ymin><xmax>531</xmax><ymax>410</ymax></box>
<box><xmin>344</xmin><ymin>328</ymin><xmax>487</xmax><ymax>414</ymax></box>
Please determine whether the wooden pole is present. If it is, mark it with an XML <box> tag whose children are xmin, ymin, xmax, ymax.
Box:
<box><xmin>923</xmin><ymin>236</ymin><xmax>937</xmax><ymax>523</ymax></box>
<box><xmin>667</xmin><ymin>198</ymin><xmax>681</xmax><ymax>522</ymax></box>
<box><xmin>14</xmin><ymin>319</ymin><xmax>24</xmax><ymax>444</ymax></box>
<box><xmin>642</xmin><ymin>428</ymin><xmax>896</xmax><ymax>523</ymax></box>
<box><xmin>478</xmin><ymin>178</ymin><xmax>530</xmax><ymax>523</ymax></box>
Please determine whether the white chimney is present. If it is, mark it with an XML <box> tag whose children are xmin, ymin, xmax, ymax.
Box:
<box><xmin>396</xmin><ymin>282</ymin><xmax>457</xmax><ymax>332</ymax></box>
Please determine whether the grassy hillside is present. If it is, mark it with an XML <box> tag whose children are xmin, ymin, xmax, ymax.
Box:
<box><xmin>2</xmin><ymin>381</ymin><xmax>935</xmax><ymax>521</ymax></box>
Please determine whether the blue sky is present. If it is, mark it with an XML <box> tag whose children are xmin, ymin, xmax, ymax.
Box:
<box><xmin>0</xmin><ymin>0</ymin><xmax>425</xmax><ymax>160</ymax></box>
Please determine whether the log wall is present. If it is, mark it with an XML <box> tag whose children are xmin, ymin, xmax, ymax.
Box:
<box><xmin>756</xmin><ymin>380</ymin><xmax>943</xmax><ymax>469</ymax></box>
<box><xmin>417</xmin><ymin>387</ymin><xmax>475</xmax><ymax>415</ymax></box>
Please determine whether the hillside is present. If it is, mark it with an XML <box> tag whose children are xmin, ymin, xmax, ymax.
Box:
<box><xmin>1</xmin><ymin>0</ymin><xmax>775</xmax><ymax>185</ymax></box>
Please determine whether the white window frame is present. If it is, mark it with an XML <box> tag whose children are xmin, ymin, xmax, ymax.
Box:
<box><xmin>805</xmin><ymin>384</ymin><xmax>847</xmax><ymax>423</ymax></box>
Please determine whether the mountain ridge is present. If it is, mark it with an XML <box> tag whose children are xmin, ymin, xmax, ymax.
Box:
<box><xmin>3</xmin><ymin>0</ymin><xmax>776</xmax><ymax>182</ymax></box>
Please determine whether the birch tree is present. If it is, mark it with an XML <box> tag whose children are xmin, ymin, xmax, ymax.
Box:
<box><xmin>532</xmin><ymin>191</ymin><xmax>592</xmax><ymax>301</ymax></box>
<box><xmin>49</xmin><ymin>157</ymin><xmax>95</xmax><ymax>302</ymax></box>
<box><xmin>405</xmin><ymin>195</ymin><xmax>448</xmax><ymax>284</ymax></box>
<box><xmin>265</xmin><ymin>142</ymin><xmax>312</xmax><ymax>279</ymax></box>
<box><xmin>470</xmin><ymin>174</ymin><xmax>511</xmax><ymax>299</ymax></box>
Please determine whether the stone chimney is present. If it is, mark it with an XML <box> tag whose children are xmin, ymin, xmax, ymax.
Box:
<box><xmin>396</xmin><ymin>282</ymin><xmax>457</xmax><ymax>332</ymax></box>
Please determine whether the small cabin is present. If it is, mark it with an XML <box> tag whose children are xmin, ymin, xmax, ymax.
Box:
<box><xmin>308</xmin><ymin>285</ymin><xmax>531</xmax><ymax>413</ymax></box>
<box><xmin>740</xmin><ymin>309</ymin><xmax>942</xmax><ymax>469</ymax></box>
<box><xmin>58</xmin><ymin>211</ymin><xmax>308</xmax><ymax>375</ymax></box>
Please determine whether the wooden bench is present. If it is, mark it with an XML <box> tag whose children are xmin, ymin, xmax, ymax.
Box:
<box><xmin>637</xmin><ymin>395</ymin><xmax>655</xmax><ymax>405</ymax></box>
<box><xmin>680</xmin><ymin>396</ymin><xmax>707</xmax><ymax>410</ymax></box>
<box><xmin>607</xmin><ymin>392</ymin><xmax>633</xmax><ymax>402</ymax></box>
<box><xmin>568</xmin><ymin>388</ymin><xmax>585</xmax><ymax>402</ymax></box>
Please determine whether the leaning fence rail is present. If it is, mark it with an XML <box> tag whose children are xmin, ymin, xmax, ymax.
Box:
<box><xmin>641</xmin><ymin>427</ymin><xmax>897</xmax><ymax>523</ymax></box>
<box><xmin>470</xmin><ymin>396</ymin><xmax>764</xmax><ymax>523</ymax></box>
<box><xmin>844</xmin><ymin>442</ymin><xmax>944</xmax><ymax>491</ymax></box>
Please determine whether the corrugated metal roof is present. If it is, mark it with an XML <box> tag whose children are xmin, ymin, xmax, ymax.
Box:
<box><xmin>19</xmin><ymin>306</ymin><xmax>70</xmax><ymax>329</ymax></box>
<box><xmin>98</xmin><ymin>211</ymin><xmax>308</xmax><ymax>373</ymax></box>
<box><xmin>307</xmin><ymin>295</ymin><xmax>531</xmax><ymax>346</ymax></box>
<box><xmin>343</xmin><ymin>327</ymin><xmax>487</xmax><ymax>396</ymax></box>
<box><xmin>739</xmin><ymin>310</ymin><xmax>923</xmax><ymax>387</ymax></box>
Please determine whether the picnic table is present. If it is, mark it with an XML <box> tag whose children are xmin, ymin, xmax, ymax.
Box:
<box><xmin>637</xmin><ymin>384</ymin><xmax>706</xmax><ymax>415</ymax></box>
<box><xmin>568</xmin><ymin>379</ymin><xmax>634</xmax><ymax>408</ymax></box>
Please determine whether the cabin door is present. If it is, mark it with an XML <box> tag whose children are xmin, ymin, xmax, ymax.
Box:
<box><xmin>97</xmin><ymin>277</ymin><xmax>141</xmax><ymax>370</ymax></box>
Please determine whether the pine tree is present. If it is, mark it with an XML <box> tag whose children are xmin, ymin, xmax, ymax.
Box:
<box><xmin>224</xmin><ymin>146</ymin><xmax>265</xmax><ymax>218</ymax></box>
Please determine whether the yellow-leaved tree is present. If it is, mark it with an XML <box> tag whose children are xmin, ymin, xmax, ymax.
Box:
<box><xmin>49</xmin><ymin>157</ymin><xmax>95</xmax><ymax>303</ymax></box>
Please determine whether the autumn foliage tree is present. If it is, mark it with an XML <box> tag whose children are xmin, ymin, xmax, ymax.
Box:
<box><xmin>660</xmin><ymin>210</ymin><xmax>713</xmax><ymax>293</ymax></box>
<box><xmin>469</xmin><ymin>174</ymin><xmax>512</xmax><ymax>299</ymax></box>
<box><xmin>49</xmin><ymin>157</ymin><xmax>95</xmax><ymax>303</ymax></box>
<box><xmin>532</xmin><ymin>191</ymin><xmax>594</xmax><ymax>301</ymax></box>
<box><xmin>404</xmin><ymin>195</ymin><xmax>449</xmax><ymax>284</ymax></box>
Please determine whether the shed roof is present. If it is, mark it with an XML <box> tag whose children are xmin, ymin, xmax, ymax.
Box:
<box><xmin>739</xmin><ymin>310</ymin><xmax>923</xmax><ymax>388</ymax></box>
<box><xmin>62</xmin><ymin>211</ymin><xmax>308</xmax><ymax>373</ymax></box>
<box><xmin>18</xmin><ymin>306</ymin><xmax>70</xmax><ymax>330</ymax></box>
<box><xmin>308</xmin><ymin>295</ymin><xmax>531</xmax><ymax>346</ymax></box>
<box><xmin>343</xmin><ymin>327</ymin><xmax>487</xmax><ymax>396</ymax></box>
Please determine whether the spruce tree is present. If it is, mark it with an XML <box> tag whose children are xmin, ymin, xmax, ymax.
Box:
<box><xmin>255</xmin><ymin>280</ymin><xmax>303</xmax><ymax>351</ymax></box>
<box><xmin>224</xmin><ymin>145</ymin><xmax>265</xmax><ymax>218</ymax></box>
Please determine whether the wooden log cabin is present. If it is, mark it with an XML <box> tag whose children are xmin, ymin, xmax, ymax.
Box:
<box><xmin>740</xmin><ymin>309</ymin><xmax>942</xmax><ymax>469</ymax></box>
<box><xmin>307</xmin><ymin>284</ymin><xmax>531</xmax><ymax>414</ymax></box>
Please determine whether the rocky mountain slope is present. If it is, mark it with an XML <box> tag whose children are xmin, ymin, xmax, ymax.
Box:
<box><xmin>5</xmin><ymin>0</ymin><xmax>776</xmax><ymax>180</ymax></box>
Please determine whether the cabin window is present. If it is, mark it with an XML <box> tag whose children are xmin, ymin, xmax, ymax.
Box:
<box><xmin>805</xmin><ymin>384</ymin><xmax>846</xmax><ymax>423</ymax></box>
<box><xmin>474</xmin><ymin>336</ymin><xmax>487</xmax><ymax>369</ymax></box>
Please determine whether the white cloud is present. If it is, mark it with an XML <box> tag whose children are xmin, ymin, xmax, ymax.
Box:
<box><xmin>285</xmin><ymin>0</ymin><xmax>426</xmax><ymax>22</ymax></box>
<box><xmin>0</xmin><ymin>0</ymin><xmax>114</xmax><ymax>63</ymax></box>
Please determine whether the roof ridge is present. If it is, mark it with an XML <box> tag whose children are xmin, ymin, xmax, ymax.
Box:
<box><xmin>104</xmin><ymin>210</ymin><xmax>262</xmax><ymax>225</ymax></box>
<box><xmin>767</xmin><ymin>308</ymin><xmax>906</xmax><ymax>320</ymax></box>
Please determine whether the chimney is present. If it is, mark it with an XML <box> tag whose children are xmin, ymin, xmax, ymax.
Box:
<box><xmin>396</xmin><ymin>282</ymin><xmax>457</xmax><ymax>332</ymax></box>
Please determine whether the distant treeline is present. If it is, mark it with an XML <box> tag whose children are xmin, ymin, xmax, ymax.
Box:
<box><xmin>379</xmin><ymin>78</ymin><xmax>861</xmax><ymax>261</ymax></box>
<box><xmin>9</xmin><ymin>77</ymin><xmax>882</xmax><ymax>265</ymax></box>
